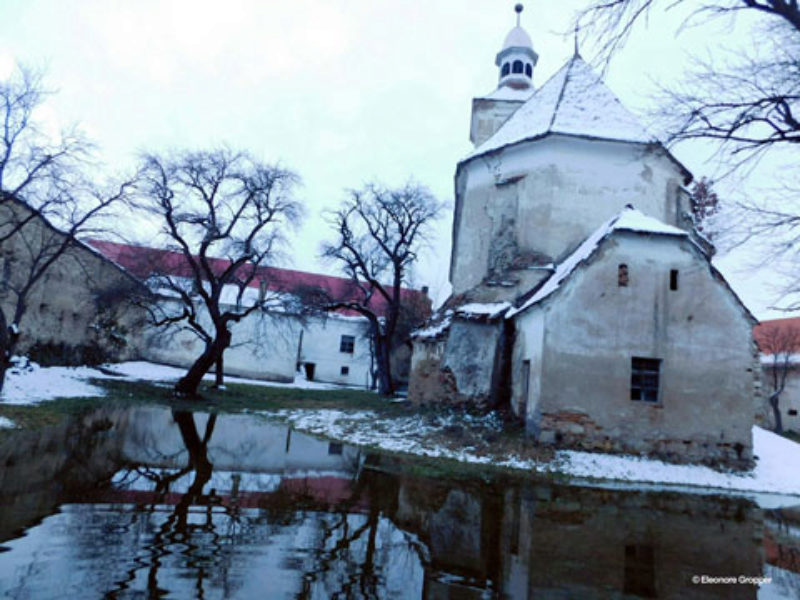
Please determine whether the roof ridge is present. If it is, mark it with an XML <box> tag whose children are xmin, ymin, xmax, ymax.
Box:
<box><xmin>547</xmin><ymin>54</ymin><xmax>578</xmax><ymax>133</ymax></box>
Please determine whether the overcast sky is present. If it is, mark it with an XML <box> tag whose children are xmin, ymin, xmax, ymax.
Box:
<box><xmin>0</xmin><ymin>0</ymin><xmax>786</xmax><ymax>317</ymax></box>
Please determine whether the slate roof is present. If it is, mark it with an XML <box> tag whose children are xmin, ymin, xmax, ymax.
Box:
<box><xmin>465</xmin><ymin>55</ymin><xmax>658</xmax><ymax>161</ymax></box>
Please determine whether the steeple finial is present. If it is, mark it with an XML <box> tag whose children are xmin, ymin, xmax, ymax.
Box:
<box><xmin>515</xmin><ymin>4</ymin><xmax>523</xmax><ymax>27</ymax></box>
<box><xmin>573</xmin><ymin>24</ymin><xmax>581</xmax><ymax>57</ymax></box>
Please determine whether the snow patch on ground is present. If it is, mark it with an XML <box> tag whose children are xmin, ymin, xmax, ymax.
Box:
<box><xmin>104</xmin><ymin>361</ymin><xmax>358</xmax><ymax>391</ymax></box>
<box><xmin>274</xmin><ymin>409</ymin><xmax>800</xmax><ymax>504</ymax></box>
<box><xmin>0</xmin><ymin>359</ymin><xmax>366</xmax><ymax>405</ymax></box>
<box><xmin>0</xmin><ymin>416</ymin><xmax>16</xmax><ymax>428</ymax></box>
<box><xmin>2</xmin><ymin>360</ymin><xmax>109</xmax><ymax>404</ymax></box>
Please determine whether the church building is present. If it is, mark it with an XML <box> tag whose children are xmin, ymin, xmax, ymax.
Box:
<box><xmin>408</xmin><ymin>5</ymin><xmax>759</xmax><ymax>466</ymax></box>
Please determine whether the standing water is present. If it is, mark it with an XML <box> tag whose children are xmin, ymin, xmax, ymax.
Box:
<box><xmin>0</xmin><ymin>406</ymin><xmax>796</xmax><ymax>598</ymax></box>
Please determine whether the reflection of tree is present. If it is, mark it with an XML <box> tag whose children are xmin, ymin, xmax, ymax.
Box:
<box><xmin>107</xmin><ymin>410</ymin><xmax>226</xmax><ymax>598</ymax></box>
<box><xmin>290</xmin><ymin>469</ymin><xmax>430</xmax><ymax>599</ymax></box>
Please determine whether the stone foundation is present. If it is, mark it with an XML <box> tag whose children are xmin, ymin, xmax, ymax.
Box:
<box><xmin>538</xmin><ymin>410</ymin><xmax>753</xmax><ymax>469</ymax></box>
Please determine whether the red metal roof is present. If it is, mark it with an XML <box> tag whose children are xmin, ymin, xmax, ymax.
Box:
<box><xmin>87</xmin><ymin>239</ymin><xmax>427</xmax><ymax>318</ymax></box>
<box><xmin>754</xmin><ymin>317</ymin><xmax>800</xmax><ymax>352</ymax></box>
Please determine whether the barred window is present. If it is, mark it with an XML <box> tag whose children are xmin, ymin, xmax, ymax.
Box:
<box><xmin>631</xmin><ymin>357</ymin><xmax>661</xmax><ymax>403</ymax></box>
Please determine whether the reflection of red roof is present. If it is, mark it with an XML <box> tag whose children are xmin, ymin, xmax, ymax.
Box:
<box><xmin>765</xmin><ymin>532</ymin><xmax>800</xmax><ymax>573</ymax></box>
<box><xmin>77</xmin><ymin>476</ymin><xmax>369</xmax><ymax>512</ymax></box>
<box><xmin>88</xmin><ymin>239</ymin><xmax>428</xmax><ymax>318</ymax></box>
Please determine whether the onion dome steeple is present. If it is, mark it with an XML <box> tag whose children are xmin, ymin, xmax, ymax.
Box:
<box><xmin>496</xmin><ymin>4</ymin><xmax>538</xmax><ymax>90</ymax></box>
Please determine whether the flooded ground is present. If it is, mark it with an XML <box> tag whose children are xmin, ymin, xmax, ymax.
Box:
<box><xmin>0</xmin><ymin>406</ymin><xmax>798</xmax><ymax>599</ymax></box>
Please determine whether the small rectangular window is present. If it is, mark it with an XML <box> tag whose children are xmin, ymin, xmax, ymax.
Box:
<box><xmin>340</xmin><ymin>366</ymin><xmax>349</xmax><ymax>376</ymax></box>
<box><xmin>789</xmin><ymin>409</ymin><xmax>798</xmax><ymax>417</ymax></box>
<box><xmin>670</xmin><ymin>269</ymin><xmax>679</xmax><ymax>291</ymax></box>
<box><xmin>618</xmin><ymin>264</ymin><xmax>629</xmax><ymax>287</ymax></box>
<box><xmin>328</xmin><ymin>442</ymin><xmax>343</xmax><ymax>455</ymax></box>
<box><xmin>631</xmin><ymin>357</ymin><xmax>661</xmax><ymax>403</ymax></box>
<box><xmin>339</xmin><ymin>335</ymin><xmax>355</xmax><ymax>354</ymax></box>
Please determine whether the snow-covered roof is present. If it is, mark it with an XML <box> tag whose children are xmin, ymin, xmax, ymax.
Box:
<box><xmin>506</xmin><ymin>207</ymin><xmax>688</xmax><ymax>318</ymax></box>
<box><xmin>482</xmin><ymin>86</ymin><xmax>534</xmax><ymax>102</ymax></box>
<box><xmin>502</xmin><ymin>25</ymin><xmax>533</xmax><ymax>50</ymax></box>
<box><xmin>411</xmin><ymin>310</ymin><xmax>453</xmax><ymax>340</ymax></box>
<box><xmin>466</xmin><ymin>55</ymin><xmax>657</xmax><ymax>161</ymax></box>
<box><xmin>455</xmin><ymin>302</ymin><xmax>511</xmax><ymax>320</ymax></box>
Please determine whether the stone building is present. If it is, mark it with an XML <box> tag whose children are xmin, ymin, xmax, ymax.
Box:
<box><xmin>0</xmin><ymin>194</ymin><xmax>147</xmax><ymax>364</ymax></box>
<box><xmin>409</xmin><ymin>7</ymin><xmax>758</xmax><ymax>465</ymax></box>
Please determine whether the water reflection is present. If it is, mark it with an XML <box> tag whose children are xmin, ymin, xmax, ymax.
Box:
<box><xmin>0</xmin><ymin>406</ymin><xmax>797</xmax><ymax>599</ymax></box>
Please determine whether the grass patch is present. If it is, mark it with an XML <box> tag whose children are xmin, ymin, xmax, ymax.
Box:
<box><xmin>0</xmin><ymin>376</ymin><xmax>409</xmax><ymax>431</ymax></box>
<box><xmin>781</xmin><ymin>430</ymin><xmax>800</xmax><ymax>444</ymax></box>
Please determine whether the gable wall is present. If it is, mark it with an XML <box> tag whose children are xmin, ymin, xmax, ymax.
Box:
<box><xmin>512</xmin><ymin>234</ymin><xmax>756</xmax><ymax>465</ymax></box>
<box><xmin>0</xmin><ymin>201</ymin><xmax>146</xmax><ymax>362</ymax></box>
<box><xmin>451</xmin><ymin>136</ymin><xmax>687</xmax><ymax>296</ymax></box>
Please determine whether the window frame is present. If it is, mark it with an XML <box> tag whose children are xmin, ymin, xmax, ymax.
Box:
<box><xmin>339</xmin><ymin>335</ymin><xmax>355</xmax><ymax>354</ymax></box>
<box><xmin>630</xmin><ymin>357</ymin><xmax>661</xmax><ymax>403</ymax></box>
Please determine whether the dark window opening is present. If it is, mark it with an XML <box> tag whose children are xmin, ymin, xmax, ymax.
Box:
<box><xmin>328</xmin><ymin>442</ymin><xmax>343</xmax><ymax>455</ymax></box>
<box><xmin>303</xmin><ymin>362</ymin><xmax>316</xmax><ymax>381</ymax></box>
<box><xmin>670</xmin><ymin>269</ymin><xmax>679</xmax><ymax>291</ymax></box>
<box><xmin>512</xmin><ymin>60</ymin><xmax>523</xmax><ymax>74</ymax></box>
<box><xmin>631</xmin><ymin>357</ymin><xmax>661</xmax><ymax>403</ymax></box>
<box><xmin>340</xmin><ymin>335</ymin><xmax>355</xmax><ymax>354</ymax></box>
<box><xmin>618</xmin><ymin>264</ymin><xmax>629</xmax><ymax>287</ymax></box>
<box><xmin>624</xmin><ymin>544</ymin><xmax>656</xmax><ymax>598</ymax></box>
<box><xmin>521</xmin><ymin>360</ymin><xmax>531</xmax><ymax>417</ymax></box>
<box><xmin>340</xmin><ymin>366</ymin><xmax>349</xmax><ymax>376</ymax></box>
<box><xmin>501</xmin><ymin>62</ymin><xmax>510</xmax><ymax>77</ymax></box>
<box><xmin>789</xmin><ymin>409</ymin><xmax>798</xmax><ymax>416</ymax></box>
<box><xmin>525</xmin><ymin>63</ymin><xmax>532</xmax><ymax>77</ymax></box>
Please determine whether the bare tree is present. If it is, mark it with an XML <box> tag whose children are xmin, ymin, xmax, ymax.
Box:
<box><xmin>0</xmin><ymin>64</ymin><xmax>132</xmax><ymax>391</ymax></box>
<box><xmin>577</xmin><ymin>1</ymin><xmax>800</xmax><ymax>301</ymax></box>
<box><xmin>321</xmin><ymin>182</ymin><xmax>441</xmax><ymax>396</ymax></box>
<box><xmin>134</xmin><ymin>148</ymin><xmax>302</xmax><ymax>397</ymax></box>
<box><xmin>757</xmin><ymin>320</ymin><xmax>800</xmax><ymax>433</ymax></box>
<box><xmin>578</xmin><ymin>2</ymin><xmax>800</xmax><ymax>153</ymax></box>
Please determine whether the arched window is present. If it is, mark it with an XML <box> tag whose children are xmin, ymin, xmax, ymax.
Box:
<box><xmin>512</xmin><ymin>60</ymin><xmax>523</xmax><ymax>74</ymax></box>
<box><xmin>525</xmin><ymin>63</ymin><xmax>532</xmax><ymax>77</ymax></box>
<box><xmin>501</xmin><ymin>63</ymin><xmax>510</xmax><ymax>77</ymax></box>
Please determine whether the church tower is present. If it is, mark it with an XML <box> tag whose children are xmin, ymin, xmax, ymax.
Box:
<box><xmin>469</xmin><ymin>4</ymin><xmax>537</xmax><ymax>147</ymax></box>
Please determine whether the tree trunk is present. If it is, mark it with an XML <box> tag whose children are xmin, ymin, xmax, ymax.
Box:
<box><xmin>213</xmin><ymin>353</ymin><xmax>224</xmax><ymax>388</ymax></box>
<box><xmin>0</xmin><ymin>308</ymin><xmax>20</xmax><ymax>396</ymax></box>
<box><xmin>175</xmin><ymin>327</ymin><xmax>231</xmax><ymax>398</ymax></box>
<box><xmin>0</xmin><ymin>309</ymin><xmax>8</xmax><ymax>396</ymax></box>
<box><xmin>374</xmin><ymin>335</ymin><xmax>393</xmax><ymax>397</ymax></box>
<box><xmin>770</xmin><ymin>392</ymin><xmax>784</xmax><ymax>434</ymax></box>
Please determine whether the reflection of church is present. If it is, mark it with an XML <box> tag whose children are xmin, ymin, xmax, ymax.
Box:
<box><xmin>409</xmin><ymin>5</ymin><xmax>758</xmax><ymax>466</ymax></box>
<box><xmin>1</xmin><ymin>404</ymin><xmax>790</xmax><ymax>598</ymax></box>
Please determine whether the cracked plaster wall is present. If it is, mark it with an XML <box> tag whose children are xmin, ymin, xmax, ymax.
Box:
<box><xmin>511</xmin><ymin>234</ymin><xmax>757</xmax><ymax>466</ymax></box>
<box><xmin>451</xmin><ymin>135</ymin><xmax>687</xmax><ymax>296</ymax></box>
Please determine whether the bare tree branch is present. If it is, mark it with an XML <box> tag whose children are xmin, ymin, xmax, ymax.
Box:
<box><xmin>133</xmin><ymin>147</ymin><xmax>302</xmax><ymax>397</ymax></box>
<box><xmin>320</xmin><ymin>182</ymin><xmax>439</xmax><ymax>395</ymax></box>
